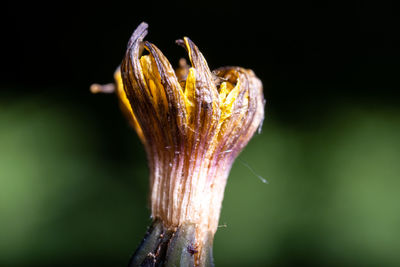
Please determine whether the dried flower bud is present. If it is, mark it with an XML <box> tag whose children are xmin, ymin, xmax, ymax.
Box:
<box><xmin>95</xmin><ymin>22</ymin><xmax>265</xmax><ymax>266</ymax></box>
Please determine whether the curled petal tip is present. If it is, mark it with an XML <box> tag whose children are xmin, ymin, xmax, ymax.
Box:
<box><xmin>175</xmin><ymin>38</ymin><xmax>185</xmax><ymax>47</ymax></box>
<box><xmin>127</xmin><ymin>21</ymin><xmax>148</xmax><ymax>48</ymax></box>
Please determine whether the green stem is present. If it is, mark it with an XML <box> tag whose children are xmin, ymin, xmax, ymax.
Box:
<box><xmin>128</xmin><ymin>220</ymin><xmax>214</xmax><ymax>267</ymax></box>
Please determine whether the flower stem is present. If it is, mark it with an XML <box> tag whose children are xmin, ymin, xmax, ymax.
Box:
<box><xmin>128</xmin><ymin>220</ymin><xmax>214</xmax><ymax>267</ymax></box>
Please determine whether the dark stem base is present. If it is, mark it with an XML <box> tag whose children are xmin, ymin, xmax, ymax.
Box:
<box><xmin>128</xmin><ymin>220</ymin><xmax>214</xmax><ymax>267</ymax></box>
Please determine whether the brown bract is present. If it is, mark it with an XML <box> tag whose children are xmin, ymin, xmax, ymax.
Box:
<box><xmin>117</xmin><ymin>22</ymin><xmax>265</xmax><ymax>260</ymax></box>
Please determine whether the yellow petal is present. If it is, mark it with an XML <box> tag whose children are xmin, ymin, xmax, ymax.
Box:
<box><xmin>139</xmin><ymin>55</ymin><xmax>169</xmax><ymax>113</ymax></box>
<box><xmin>220</xmin><ymin>79</ymin><xmax>241</xmax><ymax>122</ymax></box>
<box><xmin>114</xmin><ymin>68</ymin><xmax>145</xmax><ymax>143</ymax></box>
<box><xmin>184</xmin><ymin>67</ymin><xmax>196</xmax><ymax>118</ymax></box>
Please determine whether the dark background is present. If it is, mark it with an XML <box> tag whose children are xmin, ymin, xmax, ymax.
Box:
<box><xmin>1</xmin><ymin>1</ymin><xmax>399</xmax><ymax>267</ymax></box>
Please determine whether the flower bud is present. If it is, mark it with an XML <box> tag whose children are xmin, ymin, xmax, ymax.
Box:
<box><xmin>100</xmin><ymin>22</ymin><xmax>265</xmax><ymax>266</ymax></box>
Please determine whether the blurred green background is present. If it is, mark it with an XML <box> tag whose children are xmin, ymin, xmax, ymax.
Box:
<box><xmin>2</xmin><ymin>1</ymin><xmax>399</xmax><ymax>266</ymax></box>
<box><xmin>1</xmin><ymin>91</ymin><xmax>399</xmax><ymax>267</ymax></box>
